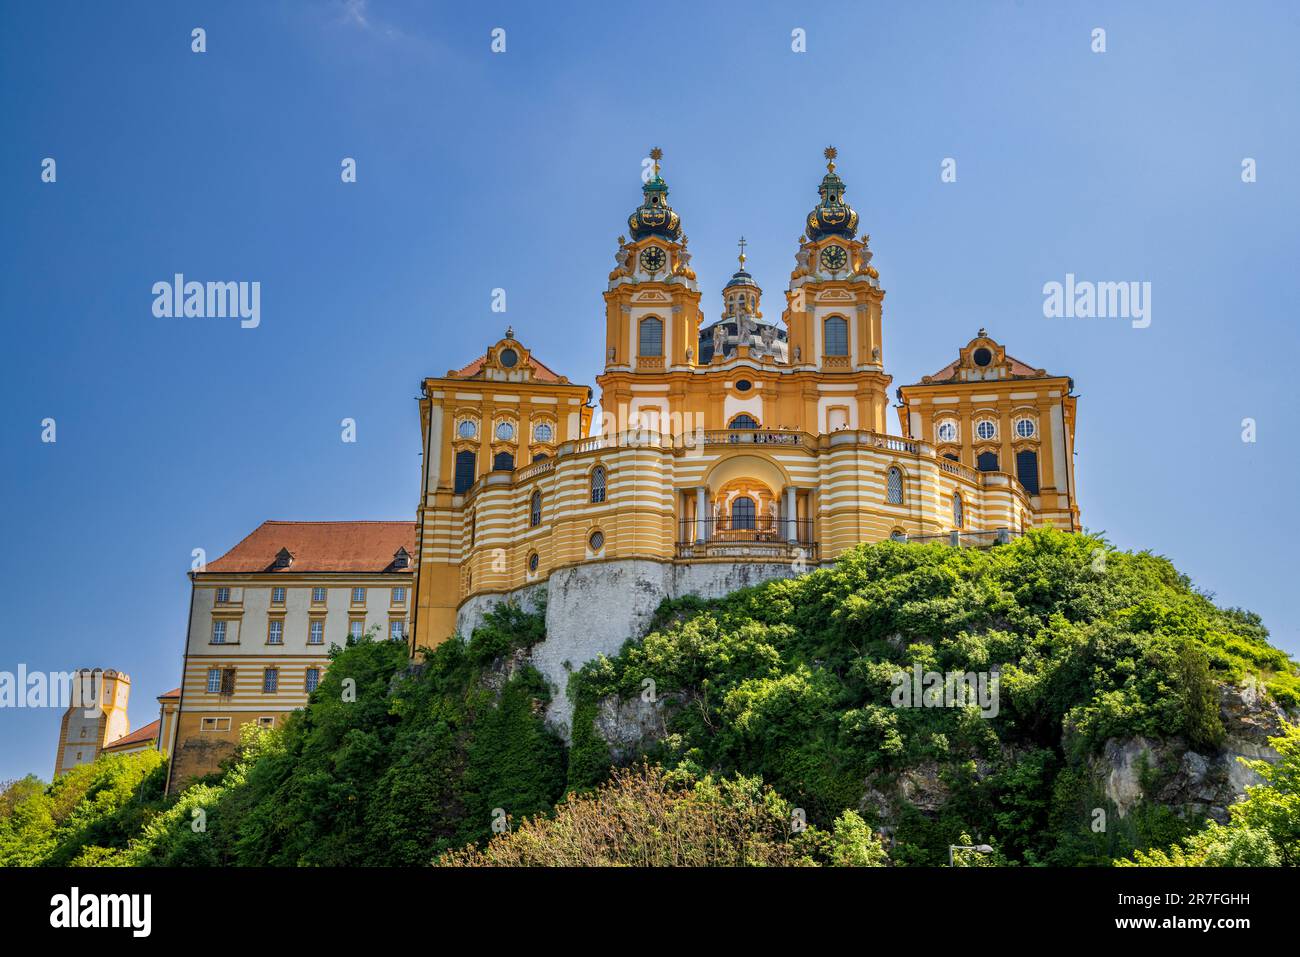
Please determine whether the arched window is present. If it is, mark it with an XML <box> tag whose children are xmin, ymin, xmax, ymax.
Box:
<box><xmin>454</xmin><ymin>449</ymin><xmax>477</xmax><ymax>494</ymax></box>
<box><xmin>732</xmin><ymin>496</ymin><xmax>756</xmax><ymax>530</ymax></box>
<box><xmin>492</xmin><ymin>451</ymin><xmax>514</xmax><ymax>472</ymax></box>
<box><xmin>886</xmin><ymin>467</ymin><xmax>904</xmax><ymax>505</ymax></box>
<box><xmin>639</xmin><ymin>316</ymin><xmax>664</xmax><ymax>357</ymax></box>
<box><xmin>590</xmin><ymin>466</ymin><xmax>607</xmax><ymax>504</ymax></box>
<box><xmin>729</xmin><ymin>413</ymin><xmax>759</xmax><ymax>430</ymax></box>
<box><xmin>532</xmin><ymin>452</ymin><xmax>549</xmax><ymax>462</ymax></box>
<box><xmin>953</xmin><ymin>492</ymin><xmax>964</xmax><ymax>529</ymax></box>
<box><xmin>1016</xmin><ymin>449</ymin><xmax>1040</xmax><ymax>495</ymax></box>
<box><xmin>529</xmin><ymin>489</ymin><xmax>542</xmax><ymax>527</ymax></box>
<box><xmin>976</xmin><ymin>451</ymin><xmax>999</xmax><ymax>472</ymax></box>
<box><xmin>823</xmin><ymin>316</ymin><xmax>849</xmax><ymax>356</ymax></box>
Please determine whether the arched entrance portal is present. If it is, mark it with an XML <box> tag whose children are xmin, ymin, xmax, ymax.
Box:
<box><xmin>675</xmin><ymin>454</ymin><xmax>814</xmax><ymax>556</ymax></box>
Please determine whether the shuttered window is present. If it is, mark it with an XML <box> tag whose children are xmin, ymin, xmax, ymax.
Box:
<box><xmin>977</xmin><ymin>451</ymin><xmax>999</xmax><ymax>472</ymax></box>
<box><xmin>1016</xmin><ymin>449</ymin><xmax>1040</xmax><ymax>495</ymax></box>
<box><xmin>454</xmin><ymin>450</ymin><xmax>476</xmax><ymax>494</ymax></box>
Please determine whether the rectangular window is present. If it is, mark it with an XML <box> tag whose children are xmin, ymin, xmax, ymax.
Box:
<box><xmin>262</xmin><ymin>668</ymin><xmax>278</xmax><ymax>693</ymax></box>
<box><xmin>389</xmin><ymin>620</ymin><xmax>404</xmax><ymax>641</ymax></box>
<box><xmin>351</xmin><ymin>587</ymin><xmax>366</xmax><ymax>605</ymax></box>
<box><xmin>308</xmin><ymin>619</ymin><xmax>324</xmax><ymax>645</ymax></box>
<box><xmin>311</xmin><ymin>586</ymin><xmax>327</xmax><ymax>604</ymax></box>
<box><xmin>206</xmin><ymin>668</ymin><xmax>220</xmax><ymax>693</ymax></box>
<box><xmin>215</xmin><ymin>587</ymin><xmax>230</xmax><ymax>604</ymax></box>
<box><xmin>200</xmin><ymin>717</ymin><xmax>232</xmax><ymax>732</ymax></box>
<box><xmin>391</xmin><ymin>586</ymin><xmax>406</xmax><ymax>605</ymax></box>
<box><xmin>257</xmin><ymin>716</ymin><xmax>274</xmax><ymax>728</ymax></box>
<box><xmin>824</xmin><ymin>317</ymin><xmax>849</xmax><ymax>357</ymax></box>
<box><xmin>271</xmin><ymin>586</ymin><xmax>286</xmax><ymax>605</ymax></box>
<box><xmin>220</xmin><ymin>668</ymin><xmax>236</xmax><ymax>695</ymax></box>
<box><xmin>211</xmin><ymin>620</ymin><xmax>227</xmax><ymax>644</ymax></box>
<box><xmin>349</xmin><ymin>620</ymin><xmax>364</xmax><ymax>639</ymax></box>
<box><xmin>267</xmin><ymin>619</ymin><xmax>284</xmax><ymax>644</ymax></box>
<box><xmin>305</xmin><ymin>667</ymin><xmax>320</xmax><ymax>692</ymax></box>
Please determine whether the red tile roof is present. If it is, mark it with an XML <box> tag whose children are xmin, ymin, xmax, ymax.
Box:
<box><xmin>158</xmin><ymin>688</ymin><xmax>181</xmax><ymax>700</ymax></box>
<box><xmin>103</xmin><ymin>719</ymin><xmax>160</xmax><ymax>751</ymax></box>
<box><xmin>925</xmin><ymin>354</ymin><xmax>1044</xmax><ymax>382</ymax></box>
<box><xmin>205</xmin><ymin>521</ymin><xmax>416</xmax><ymax>574</ymax></box>
<box><xmin>450</xmin><ymin>353</ymin><xmax>565</xmax><ymax>382</ymax></box>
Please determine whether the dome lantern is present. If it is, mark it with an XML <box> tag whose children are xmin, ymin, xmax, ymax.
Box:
<box><xmin>805</xmin><ymin>146</ymin><xmax>859</xmax><ymax>241</ymax></box>
<box><xmin>628</xmin><ymin>147</ymin><xmax>683</xmax><ymax>242</ymax></box>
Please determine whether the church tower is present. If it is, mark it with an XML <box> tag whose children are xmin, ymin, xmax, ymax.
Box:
<box><xmin>600</xmin><ymin>149</ymin><xmax>705</xmax><ymax>431</ymax></box>
<box><xmin>54</xmin><ymin>669</ymin><xmax>131</xmax><ymax>777</ymax></box>
<box><xmin>782</xmin><ymin>147</ymin><xmax>890</xmax><ymax>432</ymax></box>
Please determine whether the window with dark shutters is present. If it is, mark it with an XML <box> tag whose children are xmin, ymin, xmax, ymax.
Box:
<box><xmin>454</xmin><ymin>450</ymin><xmax>476</xmax><ymax>493</ymax></box>
<box><xmin>1016</xmin><ymin>449</ymin><xmax>1040</xmax><ymax>495</ymax></box>
<box><xmin>492</xmin><ymin>451</ymin><xmax>514</xmax><ymax>472</ymax></box>
<box><xmin>977</xmin><ymin>451</ymin><xmax>999</xmax><ymax>472</ymax></box>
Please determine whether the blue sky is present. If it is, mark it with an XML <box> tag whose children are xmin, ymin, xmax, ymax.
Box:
<box><xmin>2</xmin><ymin>0</ymin><xmax>1298</xmax><ymax>783</ymax></box>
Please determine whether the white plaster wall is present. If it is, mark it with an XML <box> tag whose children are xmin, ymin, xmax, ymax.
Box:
<box><xmin>455</xmin><ymin>558</ymin><xmax>824</xmax><ymax>737</ymax></box>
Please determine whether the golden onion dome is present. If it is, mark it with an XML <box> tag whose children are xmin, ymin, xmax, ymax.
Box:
<box><xmin>628</xmin><ymin>147</ymin><xmax>683</xmax><ymax>242</ymax></box>
<box><xmin>805</xmin><ymin>146</ymin><xmax>859</xmax><ymax>241</ymax></box>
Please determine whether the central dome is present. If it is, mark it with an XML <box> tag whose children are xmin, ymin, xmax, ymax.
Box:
<box><xmin>628</xmin><ymin>147</ymin><xmax>682</xmax><ymax>241</ymax></box>
<box><xmin>805</xmin><ymin>146</ymin><xmax>859</xmax><ymax>241</ymax></box>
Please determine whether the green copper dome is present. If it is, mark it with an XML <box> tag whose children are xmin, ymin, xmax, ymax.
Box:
<box><xmin>805</xmin><ymin>146</ymin><xmax>859</xmax><ymax>241</ymax></box>
<box><xmin>628</xmin><ymin>148</ymin><xmax>683</xmax><ymax>241</ymax></box>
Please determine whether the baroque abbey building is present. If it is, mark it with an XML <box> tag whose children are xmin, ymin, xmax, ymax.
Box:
<box><xmin>409</xmin><ymin>148</ymin><xmax>1081</xmax><ymax>719</ymax></box>
<box><xmin>58</xmin><ymin>149</ymin><xmax>1081</xmax><ymax>786</ymax></box>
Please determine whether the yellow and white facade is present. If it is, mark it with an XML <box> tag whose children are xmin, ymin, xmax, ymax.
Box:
<box><xmin>166</xmin><ymin>521</ymin><xmax>414</xmax><ymax>792</ymax></box>
<box><xmin>411</xmin><ymin>148</ymin><xmax>1082</xmax><ymax>660</ymax></box>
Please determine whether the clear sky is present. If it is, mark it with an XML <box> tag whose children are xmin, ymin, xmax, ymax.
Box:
<box><xmin>2</xmin><ymin>1</ymin><xmax>1298</xmax><ymax>783</ymax></box>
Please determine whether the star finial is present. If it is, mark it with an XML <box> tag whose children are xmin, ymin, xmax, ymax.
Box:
<box><xmin>737</xmin><ymin>235</ymin><xmax>748</xmax><ymax>270</ymax></box>
<box><xmin>824</xmin><ymin>145</ymin><xmax>837</xmax><ymax>172</ymax></box>
<box><xmin>649</xmin><ymin>146</ymin><xmax>663</xmax><ymax>177</ymax></box>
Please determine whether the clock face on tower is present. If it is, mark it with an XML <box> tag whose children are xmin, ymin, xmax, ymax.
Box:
<box><xmin>820</xmin><ymin>245</ymin><xmax>848</xmax><ymax>272</ymax></box>
<box><xmin>639</xmin><ymin>246</ymin><xmax>666</xmax><ymax>274</ymax></box>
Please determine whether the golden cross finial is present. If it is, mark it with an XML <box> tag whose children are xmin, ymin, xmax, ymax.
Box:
<box><xmin>737</xmin><ymin>235</ymin><xmax>748</xmax><ymax>269</ymax></box>
<box><xmin>649</xmin><ymin>146</ymin><xmax>663</xmax><ymax>176</ymax></box>
<box><xmin>824</xmin><ymin>145</ymin><xmax>837</xmax><ymax>172</ymax></box>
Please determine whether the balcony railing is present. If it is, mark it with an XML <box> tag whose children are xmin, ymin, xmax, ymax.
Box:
<box><xmin>905</xmin><ymin>528</ymin><xmax>1020</xmax><ymax>548</ymax></box>
<box><xmin>675</xmin><ymin>516</ymin><xmax>818</xmax><ymax>561</ymax></box>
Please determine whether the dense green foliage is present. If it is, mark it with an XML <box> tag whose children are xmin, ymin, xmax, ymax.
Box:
<box><xmin>3</xmin><ymin>529</ymin><xmax>1296</xmax><ymax>867</ymax></box>
<box><xmin>568</xmin><ymin>530</ymin><xmax>1298</xmax><ymax>865</ymax></box>
<box><xmin>0</xmin><ymin>750</ymin><xmax>167</xmax><ymax>866</ymax></box>
<box><xmin>436</xmin><ymin>761</ymin><xmax>888</xmax><ymax>867</ymax></box>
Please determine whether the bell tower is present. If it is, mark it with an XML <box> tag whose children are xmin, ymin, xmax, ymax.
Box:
<box><xmin>782</xmin><ymin>146</ymin><xmax>890</xmax><ymax>432</ymax></box>
<box><xmin>602</xmin><ymin>148</ymin><xmax>704</xmax><ymax>382</ymax></box>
